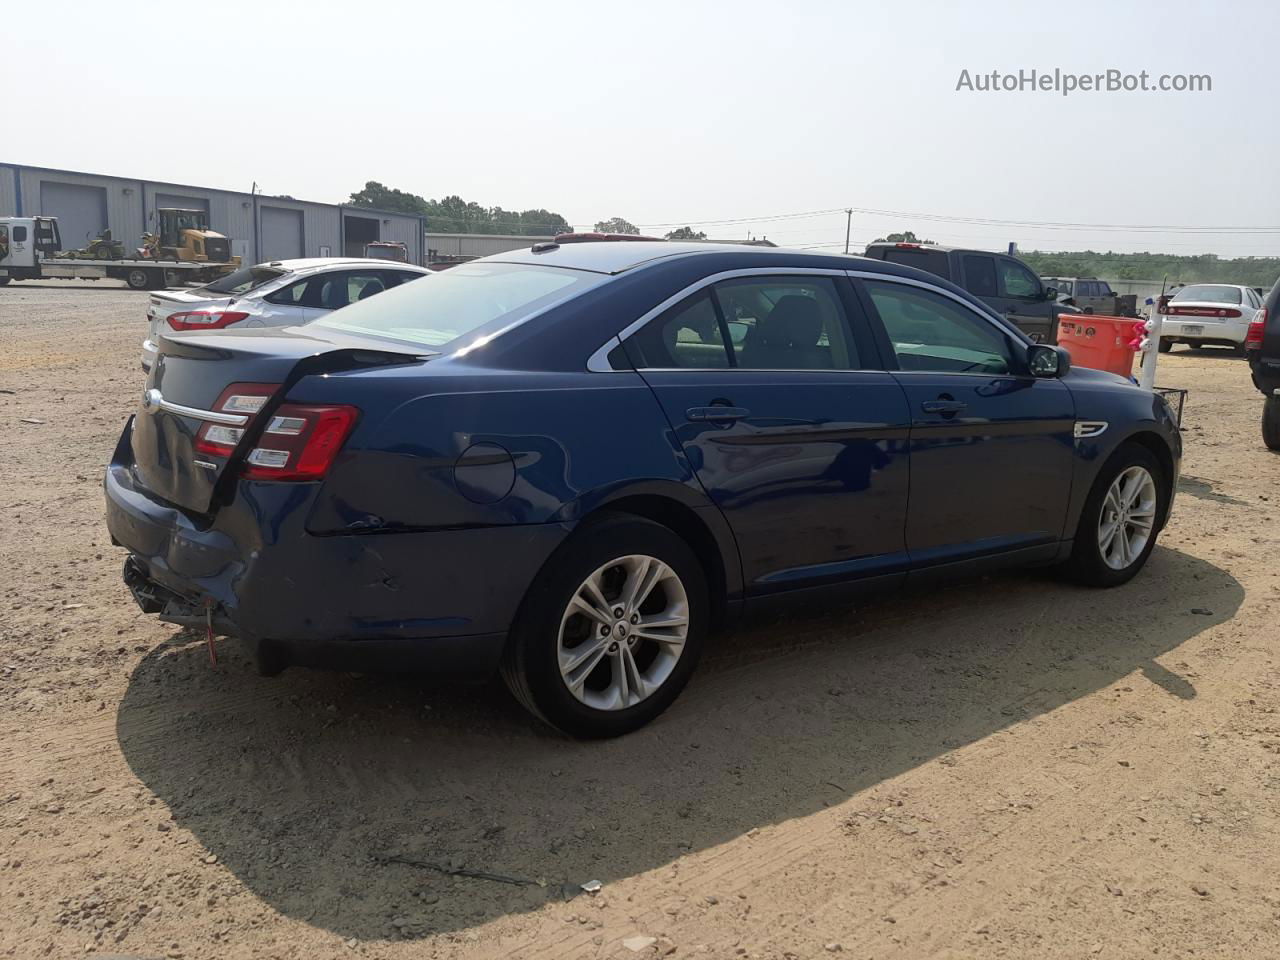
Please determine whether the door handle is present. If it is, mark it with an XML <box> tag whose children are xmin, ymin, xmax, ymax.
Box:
<box><xmin>687</xmin><ymin>406</ymin><xmax>750</xmax><ymax>422</ymax></box>
<box><xmin>921</xmin><ymin>400</ymin><xmax>967</xmax><ymax>415</ymax></box>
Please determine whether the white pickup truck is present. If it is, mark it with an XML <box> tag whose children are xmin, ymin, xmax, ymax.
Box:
<box><xmin>0</xmin><ymin>216</ymin><xmax>235</xmax><ymax>290</ymax></box>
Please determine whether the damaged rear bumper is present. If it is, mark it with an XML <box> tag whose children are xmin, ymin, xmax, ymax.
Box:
<box><xmin>104</xmin><ymin>418</ymin><xmax>568</xmax><ymax>678</ymax></box>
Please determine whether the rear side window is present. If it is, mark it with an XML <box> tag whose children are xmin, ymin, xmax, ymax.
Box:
<box><xmin>632</xmin><ymin>291</ymin><xmax>729</xmax><ymax>368</ymax></box>
<box><xmin>630</xmin><ymin>276</ymin><xmax>858</xmax><ymax>370</ymax></box>
<box><xmin>962</xmin><ymin>255</ymin><xmax>997</xmax><ymax>297</ymax></box>
<box><xmin>874</xmin><ymin>247</ymin><xmax>952</xmax><ymax>280</ymax></box>
<box><xmin>314</xmin><ymin>262</ymin><xmax>605</xmax><ymax>349</ymax></box>
<box><xmin>864</xmin><ymin>280</ymin><xmax>1013</xmax><ymax>375</ymax></box>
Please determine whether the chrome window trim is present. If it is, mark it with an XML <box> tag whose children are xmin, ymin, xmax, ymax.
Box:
<box><xmin>588</xmin><ymin>267</ymin><xmax>854</xmax><ymax>373</ymax></box>
<box><xmin>586</xmin><ymin>335</ymin><xmax>624</xmax><ymax>373</ymax></box>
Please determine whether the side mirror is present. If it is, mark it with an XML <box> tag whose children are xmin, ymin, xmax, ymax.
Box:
<box><xmin>1028</xmin><ymin>343</ymin><xmax>1070</xmax><ymax>378</ymax></box>
<box><xmin>1043</xmin><ymin>286</ymin><xmax>1058</xmax><ymax>301</ymax></box>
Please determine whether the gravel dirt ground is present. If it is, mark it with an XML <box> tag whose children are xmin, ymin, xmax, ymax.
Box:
<box><xmin>1</xmin><ymin>281</ymin><xmax>1279</xmax><ymax>960</ymax></box>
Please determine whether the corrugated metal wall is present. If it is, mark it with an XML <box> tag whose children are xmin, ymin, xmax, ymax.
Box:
<box><xmin>425</xmin><ymin>232</ymin><xmax>552</xmax><ymax>260</ymax></box>
<box><xmin>0</xmin><ymin>166</ymin><xmax>17</xmax><ymax>217</ymax></box>
<box><xmin>0</xmin><ymin>163</ymin><xmax>425</xmax><ymax>266</ymax></box>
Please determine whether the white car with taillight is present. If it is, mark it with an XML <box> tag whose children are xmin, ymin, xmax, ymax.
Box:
<box><xmin>1159</xmin><ymin>283</ymin><xmax>1264</xmax><ymax>355</ymax></box>
<box><xmin>141</xmin><ymin>258</ymin><xmax>429</xmax><ymax>371</ymax></box>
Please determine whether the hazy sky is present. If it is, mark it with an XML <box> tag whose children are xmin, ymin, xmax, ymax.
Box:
<box><xmin>9</xmin><ymin>0</ymin><xmax>1279</xmax><ymax>256</ymax></box>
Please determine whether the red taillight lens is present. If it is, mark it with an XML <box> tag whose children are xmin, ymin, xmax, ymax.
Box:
<box><xmin>242</xmin><ymin>404</ymin><xmax>359</xmax><ymax>481</ymax></box>
<box><xmin>1166</xmin><ymin>305</ymin><xmax>1241</xmax><ymax>318</ymax></box>
<box><xmin>1247</xmin><ymin>307</ymin><xmax>1268</xmax><ymax>348</ymax></box>
<box><xmin>168</xmin><ymin>310</ymin><xmax>250</xmax><ymax>331</ymax></box>
<box><xmin>193</xmin><ymin>382</ymin><xmax>279</xmax><ymax>456</ymax></box>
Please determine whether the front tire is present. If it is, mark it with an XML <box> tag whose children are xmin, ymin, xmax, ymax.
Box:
<box><xmin>501</xmin><ymin>513</ymin><xmax>708</xmax><ymax>738</ymax></box>
<box><xmin>1063</xmin><ymin>443</ymin><xmax>1168</xmax><ymax>587</ymax></box>
<box><xmin>1158</xmin><ymin>339</ymin><xmax>1173</xmax><ymax>353</ymax></box>
<box><xmin>1263</xmin><ymin>396</ymin><xmax>1280</xmax><ymax>451</ymax></box>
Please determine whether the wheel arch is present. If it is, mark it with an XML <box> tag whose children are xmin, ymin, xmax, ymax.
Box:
<box><xmin>1108</xmin><ymin>429</ymin><xmax>1177</xmax><ymax>531</ymax></box>
<box><xmin>550</xmin><ymin>481</ymin><xmax>743</xmax><ymax>631</ymax></box>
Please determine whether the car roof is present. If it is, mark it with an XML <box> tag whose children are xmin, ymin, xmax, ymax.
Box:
<box><xmin>255</xmin><ymin>257</ymin><xmax>430</xmax><ymax>274</ymax></box>
<box><xmin>489</xmin><ymin>240</ymin><xmax>864</xmax><ymax>275</ymax></box>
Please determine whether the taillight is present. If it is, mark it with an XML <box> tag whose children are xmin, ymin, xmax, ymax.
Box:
<box><xmin>194</xmin><ymin>383</ymin><xmax>278</xmax><ymax>456</ymax></box>
<box><xmin>242</xmin><ymin>405</ymin><xmax>359</xmax><ymax>481</ymax></box>
<box><xmin>1247</xmin><ymin>307</ymin><xmax>1268</xmax><ymax>349</ymax></box>
<box><xmin>168</xmin><ymin>310</ymin><xmax>250</xmax><ymax>331</ymax></box>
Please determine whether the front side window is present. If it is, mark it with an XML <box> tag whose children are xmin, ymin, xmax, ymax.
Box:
<box><xmin>629</xmin><ymin>275</ymin><xmax>857</xmax><ymax>370</ymax></box>
<box><xmin>12</xmin><ymin>226</ymin><xmax>27</xmax><ymax>243</ymax></box>
<box><xmin>865</xmin><ymin>280</ymin><xmax>1014</xmax><ymax>375</ymax></box>
<box><xmin>316</xmin><ymin>271</ymin><xmax>394</xmax><ymax>310</ymax></box>
<box><xmin>962</xmin><ymin>255</ymin><xmax>998</xmax><ymax>297</ymax></box>
<box><xmin>998</xmin><ymin>259</ymin><xmax>1040</xmax><ymax>299</ymax></box>
<box><xmin>315</xmin><ymin>261</ymin><xmax>604</xmax><ymax>350</ymax></box>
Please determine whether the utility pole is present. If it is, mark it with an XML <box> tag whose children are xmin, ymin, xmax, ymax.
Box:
<box><xmin>844</xmin><ymin>208</ymin><xmax>853</xmax><ymax>255</ymax></box>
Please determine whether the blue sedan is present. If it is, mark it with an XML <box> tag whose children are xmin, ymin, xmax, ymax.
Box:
<box><xmin>105</xmin><ymin>241</ymin><xmax>1181</xmax><ymax>737</ymax></box>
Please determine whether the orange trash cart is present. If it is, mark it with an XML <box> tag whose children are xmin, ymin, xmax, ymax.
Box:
<box><xmin>1056</xmin><ymin>315</ymin><xmax>1143</xmax><ymax>378</ymax></box>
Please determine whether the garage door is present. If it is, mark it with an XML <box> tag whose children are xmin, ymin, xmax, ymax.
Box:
<box><xmin>154</xmin><ymin>193</ymin><xmax>210</xmax><ymax>217</ymax></box>
<box><xmin>260</xmin><ymin>207</ymin><xmax>304</xmax><ymax>261</ymax></box>
<box><xmin>40</xmin><ymin>181</ymin><xmax>108</xmax><ymax>252</ymax></box>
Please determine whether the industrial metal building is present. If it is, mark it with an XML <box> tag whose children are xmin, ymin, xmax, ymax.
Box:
<box><xmin>0</xmin><ymin>162</ymin><xmax>427</xmax><ymax>265</ymax></box>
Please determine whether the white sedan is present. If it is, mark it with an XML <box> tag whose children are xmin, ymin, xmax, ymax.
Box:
<box><xmin>1159</xmin><ymin>283</ymin><xmax>1265</xmax><ymax>355</ymax></box>
<box><xmin>141</xmin><ymin>258</ymin><xmax>430</xmax><ymax>371</ymax></box>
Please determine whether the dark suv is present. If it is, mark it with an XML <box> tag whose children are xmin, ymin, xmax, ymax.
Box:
<box><xmin>1247</xmin><ymin>279</ymin><xmax>1280</xmax><ymax>447</ymax></box>
<box><xmin>863</xmin><ymin>242</ymin><xmax>1061</xmax><ymax>343</ymax></box>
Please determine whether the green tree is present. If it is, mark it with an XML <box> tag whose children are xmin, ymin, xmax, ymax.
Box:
<box><xmin>873</xmin><ymin>230</ymin><xmax>933</xmax><ymax>244</ymax></box>
<box><xmin>593</xmin><ymin>217</ymin><xmax>640</xmax><ymax>235</ymax></box>
<box><xmin>348</xmin><ymin>182</ymin><xmax>571</xmax><ymax>236</ymax></box>
<box><xmin>665</xmin><ymin>226</ymin><xmax>708</xmax><ymax>240</ymax></box>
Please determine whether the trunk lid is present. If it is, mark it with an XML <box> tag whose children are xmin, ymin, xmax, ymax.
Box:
<box><xmin>133</xmin><ymin>326</ymin><xmax>429</xmax><ymax>514</ymax></box>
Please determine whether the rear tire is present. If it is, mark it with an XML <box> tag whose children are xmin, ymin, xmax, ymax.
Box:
<box><xmin>125</xmin><ymin>268</ymin><xmax>150</xmax><ymax>290</ymax></box>
<box><xmin>1233</xmin><ymin>343</ymin><xmax>1248</xmax><ymax>358</ymax></box>
<box><xmin>1263</xmin><ymin>396</ymin><xmax>1280</xmax><ymax>451</ymax></box>
<box><xmin>0</xmin><ymin>277</ymin><xmax>9</xmax><ymax>286</ymax></box>
<box><xmin>1062</xmin><ymin>442</ymin><xmax>1168</xmax><ymax>587</ymax></box>
<box><xmin>1158</xmin><ymin>339</ymin><xmax>1173</xmax><ymax>353</ymax></box>
<box><xmin>501</xmin><ymin>512</ymin><xmax>708</xmax><ymax>738</ymax></box>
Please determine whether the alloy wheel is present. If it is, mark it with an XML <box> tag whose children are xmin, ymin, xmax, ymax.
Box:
<box><xmin>557</xmin><ymin>554</ymin><xmax>689</xmax><ymax>711</ymax></box>
<box><xmin>1098</xmin><ymin>465</ymin><xmax>1157</xmax><ymax>570</ymax></box>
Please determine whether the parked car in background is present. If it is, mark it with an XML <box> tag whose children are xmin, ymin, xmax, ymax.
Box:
<box><xmin>1246</xmin><ymin>278</ymin><xmax>1280</xmax><ymax>446</ymax></box>
<box><xmin>140</xmin><ymin>258</ymin><xmax>429</xmax><ymax>371</ymax></box>
<box><xmin>107</xmin><ymin>242</ymin><xmax>1182</xmax><ymax>737</ymax></box>
<box><xmin>863</xmin><ymin>241</ymin><xmax>1061</xmax><ymax>342</ymax></box>
<box><xmin>1159</xmin><ymin>283</ymin><xmax>1263</xmax><ymax>355</ymax></box>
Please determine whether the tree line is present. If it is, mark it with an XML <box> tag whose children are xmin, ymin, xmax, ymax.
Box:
<box><xmin>347</xmin><ymin>184</ymin><xmax>708</xmax><ymax>241</ymax></box>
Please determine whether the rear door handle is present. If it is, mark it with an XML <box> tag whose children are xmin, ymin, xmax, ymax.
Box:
<box><xmin>687</xmin><ymin>406</ymin><xmax>750</xmax><ymax>422</ymax></box>
<box><xmin>921</xmin><ymin>400</ymin><xmax>967</xmax><ymax>415</ymax></box>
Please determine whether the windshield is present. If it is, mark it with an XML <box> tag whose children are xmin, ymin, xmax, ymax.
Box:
<box><xmin>313</xmin><ymin>261</ymin><xmax>605</xmax><ymax>349</ymax></box>
<box><xmin>1172</xmin><ymin>284</ymin><xmax>1241</xmax><ymax>304</ymax></box>
<box><xmin>193</xmin><ymin>265</ymin><xmax>286</xmax><ymax>296</ymax></box>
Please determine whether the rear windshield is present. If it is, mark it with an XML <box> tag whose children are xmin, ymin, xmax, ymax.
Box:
<box><xmin>312</xmin><ymin>261</ymin><xmax>605</xmax><ymax>349</ymax></box>
<box><xmin>194</xmin><ymin>265</ymin><xmax>285</xmax><ymax>296</ymax></box>
<box><xmin>871</xmin><ymin>247</ymin><xmax>951</xmax><ymax>280</ymax></box>
<box><xmin>1172</xmin><ymin>284</ymin><xmax>1241</xmax><ymax>304</ymax></box>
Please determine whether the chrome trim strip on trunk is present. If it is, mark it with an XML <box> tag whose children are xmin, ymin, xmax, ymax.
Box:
<box><xmin>141</xmin><ymin>388</ymin><xmax>249</xmax><ymax>426</ymax></box>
